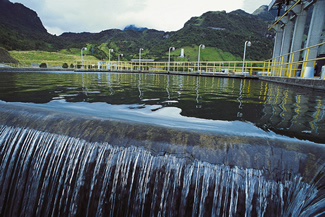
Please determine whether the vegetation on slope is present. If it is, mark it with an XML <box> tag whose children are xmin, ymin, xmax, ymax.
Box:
<box><xmin>0</xmin><ymin>0</ymin><xmax>275</xmax><ymax>63</ymax></box>
<box><xmin>9</xmin><ymin>50</ymin><xmax>98</xmax><ymax>66</ymax></box>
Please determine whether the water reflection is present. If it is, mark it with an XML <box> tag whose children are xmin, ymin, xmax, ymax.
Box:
<box><xmin>0</xmin><ymin>71</ymin><xmax>324</xmax><ymax>143</ymax></box>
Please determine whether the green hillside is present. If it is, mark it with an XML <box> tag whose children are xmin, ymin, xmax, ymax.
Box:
<box><xmin>57</xmin><ymin>10</ymin><xmax>274</xmax><ymax>62</ymax></box>
<box><xmin>9</xmin><ymin>50</ymin><xmax>98</xmax><ymax>66</ymax></box>
<box><xmin>0</xmin><ymin>0</ymin><xmax>275</xmax><ymax>62</ymax></box>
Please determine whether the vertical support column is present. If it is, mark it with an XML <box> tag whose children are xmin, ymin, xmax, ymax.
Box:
<box><xmin>303</xmin><ymin>0</ymin><xmax>325</xmax><ymax>77</ymax></box>
<box><xmin>289</xmin><ymin>4</ymin><xmax>308</xmax><ymax>77</ymax></box>
<box><xmin>280</xmin><ymin>16</ymin><xmax>294</xmax><ymax>76</ymax></box>
<box><xmin>280</xmin><ymin>16</ymin><xmax>294</xmax><ymax>58</ymax></box>
<box><xmin>272</xmin><ymin>24</ymin><xmax>284</xmax><ymax>60</ymax></box>
<box><xmin>272</xmin><ymin>23</ymin><xmax>284</xmax><ymax>76</ymax></box>
<box><xmin>290</xmin><ymin>4</ymin><xmax>307</xmax><ymax>63</ymax></box>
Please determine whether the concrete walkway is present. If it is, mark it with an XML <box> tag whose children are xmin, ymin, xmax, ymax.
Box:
<box><xmin>259</xmin><ymin>76</ymin><xmax>325</xmax><ymax>91</ymax></box>
<box><xmin>1</xmin><ymin>67</ymin><xmax>324</xmax><ymax>91</ymax></box>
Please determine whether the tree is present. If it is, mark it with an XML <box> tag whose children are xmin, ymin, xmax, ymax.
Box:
<box><xmin>39</xmin><ymin>63</ymin><xmax>47</xmax><ymax>68</ymax></box>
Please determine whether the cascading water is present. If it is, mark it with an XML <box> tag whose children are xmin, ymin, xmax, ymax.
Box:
<box><xmin>0</xmin><ymin>125</ymin><xmax>324</xmax><ymax>217</ymax></box>
<box><xmin>0</xmin><ymin>71</ymin><xmax>325</xmax><ymax>216</ymax></box>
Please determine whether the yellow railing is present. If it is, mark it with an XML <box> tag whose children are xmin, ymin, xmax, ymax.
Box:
<box><xmin>3</xmin><ymin>42</ymin><xmax>324</xmax><ymax>79</ymax></box>
<box><xmin>78</xmin><ymin>60</ymin><xmax>271</xmax><ymax>75</ymax></box>
<box><xmin>268</xmin><ymin>42</ymin><xmax>325</xmax><ymax>78</ymax></box>
<box><xmin>4</xmin><ymin>60</ymin><xmax>270</xmax><ymax>76</ymax></box>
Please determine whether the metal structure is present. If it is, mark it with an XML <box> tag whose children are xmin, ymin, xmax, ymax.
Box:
<box><xmin>168</xmin><ymin>47</ymin><xmax>175</xmax><ymax>72</ymax></box>
<box><xmin>81</xmin><ymin>47</ymin><xmax>87</xmax><ymax>68</ymax></box>
<box><xmin>242</xmin><ymin>41</ymin><xmax>251</xmax><ymax>74</ymax></box>
<box><xmin>139</xmin><ymin>48</ymin><xmax>144</xmax><ymax>71</ymax></box>
<box><xmin>269</xmin><ymin>0</ymin><xmax>325</xmax><ymax>78</ymax></box>
<box><xmin>197</xmin><ymin>44</ymin><xmax>205</xmax><ymax>72</ymax></box>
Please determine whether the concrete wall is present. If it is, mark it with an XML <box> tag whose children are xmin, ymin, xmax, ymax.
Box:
<box><xmin>260</xmin><ymin>76</ymin><xmax>325</xmax><ymax>90</ymax></box>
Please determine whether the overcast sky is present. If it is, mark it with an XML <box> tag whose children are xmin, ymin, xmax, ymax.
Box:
<box><xmin>12</xmin><ymin>0</ymin><xmax>271</xmax><ymax>35</ymax></box>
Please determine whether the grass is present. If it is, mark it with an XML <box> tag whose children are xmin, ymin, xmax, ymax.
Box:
<box><xmin>9</xmin><ymin>50</ymin><xmax>99</xmax><ymax>66</ymax></box>
<box><xmin>9</xmin><ymin>44</ymin><xmax>244</xmax><ymax>67</ymax></box>
<box><xmin>168</xmin><ymin>46</ymin><xmax>242</xmax><ymax>62</ymax></box>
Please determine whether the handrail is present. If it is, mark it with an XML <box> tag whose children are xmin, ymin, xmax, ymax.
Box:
<box><xmin>5</xmin><ymin>42</ymin><xmax>325</xmax><ymax>79</ymax></box>
<box><xmin>267</xmin><ymin>42</ymin><xmax>325</xmax><ymax>78</ymax></box>
<box><xmin>268</xmin><ymin>0</ymin><xmax>301</xmax><ymax>30</ymax></box>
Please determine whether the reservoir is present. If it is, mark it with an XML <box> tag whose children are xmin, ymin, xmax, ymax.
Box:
<box><xmin>0</xmin><ymin>71</ymin><xmax>324</xmax><ymax>216</ymax></box>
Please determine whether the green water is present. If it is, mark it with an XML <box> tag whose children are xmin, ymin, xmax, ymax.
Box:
<box><xmin>0</xmin><ymin>71</ymin><xmax>324</xmax><ymax>143</ymax></box>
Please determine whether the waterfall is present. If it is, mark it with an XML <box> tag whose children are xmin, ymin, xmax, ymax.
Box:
<box><xmin>0</xmin><ymin>125</ymin><xmax>324</xmax><ymax>217</ymax></box>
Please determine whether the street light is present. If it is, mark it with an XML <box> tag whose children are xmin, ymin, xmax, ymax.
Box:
<box><xmin>198</xmin><ymin>44</ymin><xmax>205</xmax><ymax>72</ymax></box>
<box><xmin>108</xmin><ymin>49</ymin><xmax>113</xmax><ymax>70</ymax></box>
<box><xmin>81</xmin><ymin>47</ymin><xmax>87</xmax><ymax>69</ymax></box>
<box><xmin>118</xmin><ymin>53</ymin><xmax>123</xmax><ymax>71</ymax></box>
<box><xmin>139</xmin><ymin>48</ymin><xmax>144</xmax><ymax>71</ymax></box>
<box><xmin>168</xmin><ymin>47</ymin><xmax>175</xmax><ymax>73</ymax></box>
<box><xmin>242</xmin><ymin>41</ymin><xmax>251</xmax><ymax>74</ymax></box>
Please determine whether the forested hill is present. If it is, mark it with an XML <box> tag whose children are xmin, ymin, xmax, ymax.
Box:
<box><xmin>0</xmin><ymin>0</ymin><xmax>59</xmax><ymax>50</ymax></box>
<box><xmin>169</xmin><ymin>9</ymin><xmax>275</xmax><ymax>60</ymax></box>
<box><xmin>0</xmin><ymin>0</ymin><xmax>276</xmax><ymax>61</ymax></box>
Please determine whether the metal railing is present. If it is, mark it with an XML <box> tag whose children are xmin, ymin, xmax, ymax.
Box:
<box><xmin>3</xmin><ymin>42</ymin><xmax>324</xmax><ymax>79</ymax></box>
<box><xmin>2</xmin><ymin>60</ymin><xmax>270</xmax><ymax>76</ymax></box>
<box><xmin>268</xmin><ymin>42</ymin><xmax>325</xmax><ymax>78</ymax></box>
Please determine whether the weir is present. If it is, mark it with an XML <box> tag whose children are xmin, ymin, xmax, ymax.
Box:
<box><xmin>0</xmin><ymin>103</ymin><xmax>325</xmax><ymax>216</ymax></box>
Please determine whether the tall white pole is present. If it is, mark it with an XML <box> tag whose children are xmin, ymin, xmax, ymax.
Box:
<box><xmin>118</xmin><ymin>54</ymin><xmax>123</xmax><ymax>71</ymax></box>
<box><xmin>242</xmin><ymin>41</ymin><xmax>251</xmax><ymax>74</ymax></box>
<box><xmin>168</xmin><ymin>47</ymin><xmax>175</xmax><ymax>72</ymax></box>
<box><xmin>139</xmin><ymin>48</ymin><xmax>143</xmax><ymax>71</ymax></box>
<box><xmin>198</xmin><ymin>44</ymin><xmax>205</xmax><ymax>72</ymax></box>
<box><xmin>108</xmin><ymin>49</ymin><xmax>113</xmax><ymax>70</ymax></box>
<box><xmin>81</xmin><ymin>47</ymin><xmax>87</xmax><ymax>69</ymax></box>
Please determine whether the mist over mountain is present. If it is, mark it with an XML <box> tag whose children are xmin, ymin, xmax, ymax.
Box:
<box><xmin>0</xmin><ymin>0</ymin><xmax>275</xmax><ymax>61</ymax></box>
<box><xmin>123</xmin><ymin>25</ymin><xmax>149</xmax><ymax>32</ymax></box>
<box><xmin>253</xmin><ymin>5</ymin><xmax>277</xmax><ymax>22</ymax></box>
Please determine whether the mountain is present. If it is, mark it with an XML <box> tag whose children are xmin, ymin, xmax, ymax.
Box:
<box><xmin>0</xmin><ymin>0</ymin><xmax>275</xmax><ymax>61</ymax></box>
<box><xmin>0</xmin><ymin>0</ymin><xmax>58</xmax><ymax>50</ymax></box>
<box><xmin>0</xmin><ymin>0</ymin><xmax>47</xmax><ymax>33</ymax></box>
<box><xmin>171</xmin><ymin>10</ymin><xmax>275</xmax><ymax>60</ymax></box>
<box><xmin>57</xmin><ymin>9</ymin><xmax>274</xmax><ymax>61</ymax></box>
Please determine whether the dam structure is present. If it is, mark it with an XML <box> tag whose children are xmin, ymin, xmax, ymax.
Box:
<box><xmin>0</xmin><ymin>1</ymin><xmax>325</xmax><ymax>216</ymax></box>
<box><xmin>268</xmin><ymin>0</ymin><xmax>325</xmax><ymax>78</ymax></box>
<box><xmin>0</xmin><ymin>71</ymin><xmax>324</xmax><ymax>216</ymax></box>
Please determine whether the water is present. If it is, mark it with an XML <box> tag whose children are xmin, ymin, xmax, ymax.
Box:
<box><xmin>0</xmin><ymin>71</ymin><xmax>325</xmax><ymax>216</ymax></box>
<box><xmin>0</xmin><ymin>125</ymin><xmax>324</xmax><ymax>217</ymax></box>
<box><xmin>0</xmin><ymin>71</ymin><xmax>324</xmax><ymax>143</ymax></box>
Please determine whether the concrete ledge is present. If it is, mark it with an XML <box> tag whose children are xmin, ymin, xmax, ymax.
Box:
<box><xmin>0</xmin><ymin>67</ymin><xmax>74</xmax><ymax>72</ymax></box>
<box><xmin>259</xmin><ymin>76</ymin><xmax>325</xmax><ymax>91</ymax></box>
<box><xmin>1</xmin><ymin>67</ymin><xmax>324</xmax><ymax>90</ymax></box>
<box><xmin>0</xmin><ymin>102</ymin><xmax>324</xmax><ymax>181</ymax></box>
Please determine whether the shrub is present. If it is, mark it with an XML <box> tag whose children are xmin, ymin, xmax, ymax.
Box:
<box><xmin>62</xmin><ymin>63</ymin><xmax>68</xmax><ymax>68</ymax></box>
<box><xmin>39</xmin><ymin>63</ymin><xmax>47</xmax><ymax>68</ymax></box>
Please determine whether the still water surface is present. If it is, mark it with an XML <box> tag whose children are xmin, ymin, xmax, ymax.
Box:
<box><xmin>0</xmin><ymin>71</ymin><xmax>324</xmax><ymax>143</ymax></box>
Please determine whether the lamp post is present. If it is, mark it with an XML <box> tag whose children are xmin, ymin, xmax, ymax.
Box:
<box><xmin>81</xmin><ymin>47</ymin><xmax>87</xmax><ymax>69</ymax></box>
<box><xmin>242</xmin><ymin>41</ymin><xmax>251</xmax><ymax>74</ymax></box>
<box><xmin>168</xmin><ymin>47</ymin><xmax>175</xmax><ymax>73</ymax></box>
<box><xmin>108</xmin><ymin>49</ymin><xmax>113</xmax><ymax>70</ymax></box>
<box><xmin>139</xmin><ymin>48</ymin><xmax>144</xmax><ymax>71</ymax></box>
<box><xmin>198</xmin><ymin>44</ymin><xmax>205</xmax><ymax>72</ymax></box>
<box><xmin>118</xmin><ymin>53</ymin><xmax>123</xmax><ymax>71</ymax></box>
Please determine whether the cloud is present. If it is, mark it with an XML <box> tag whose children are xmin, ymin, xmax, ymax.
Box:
<box><xmin>11</xmin><ymin>0</ymin><xmax>268</xmax><ymax>35</ymax></box>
